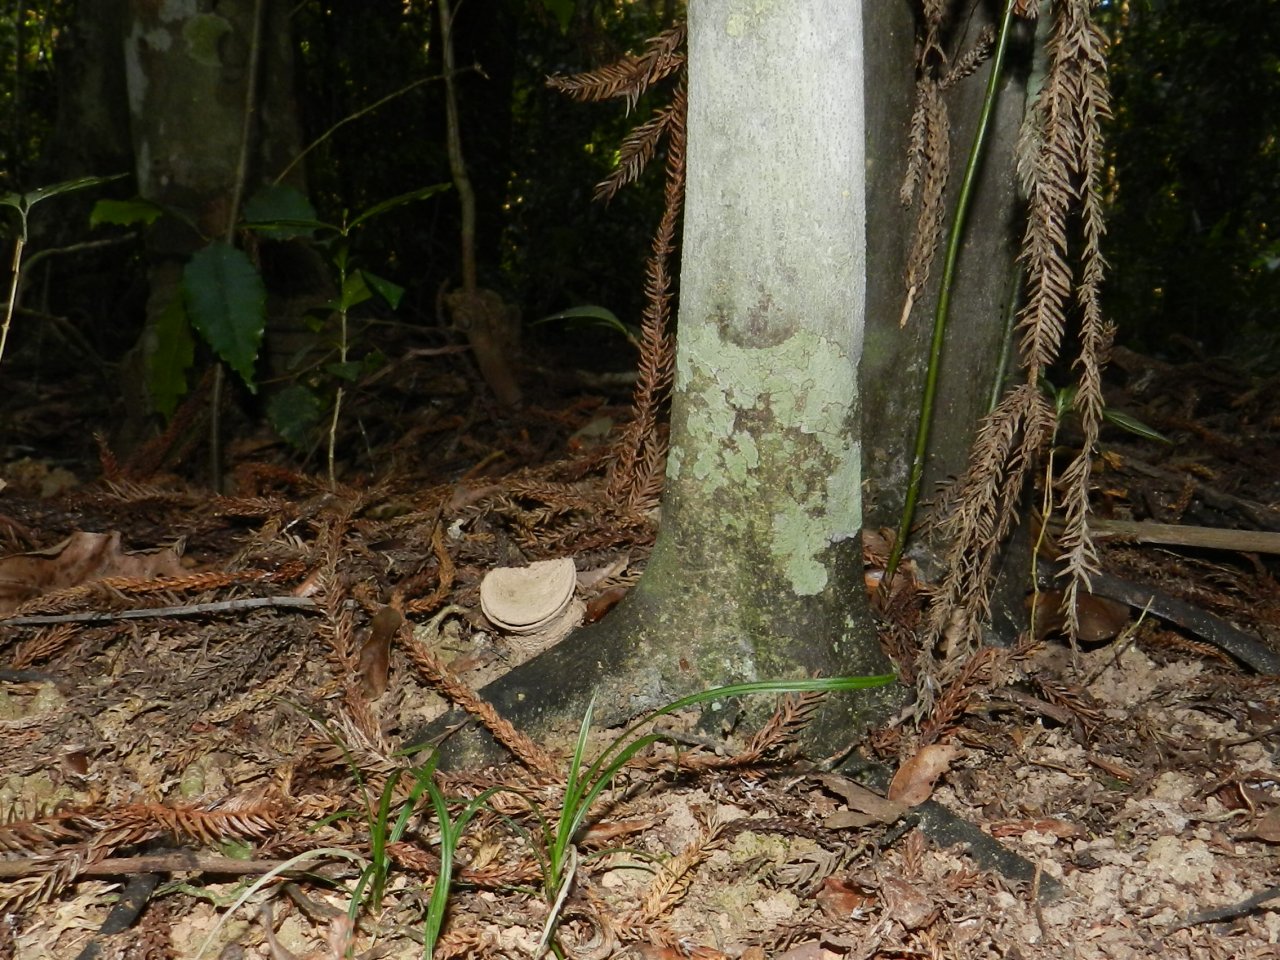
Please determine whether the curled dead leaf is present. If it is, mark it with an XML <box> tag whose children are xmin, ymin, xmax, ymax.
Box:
<box><xmin>815</xmin><ymin>773</ymin><xmax>907</xmax><ymax>829</ymax></box>
<box><xmin>357</xmin><ymin>605</ymin><xmax>403</xmax><ymax>699</ymax></box>
<box><xmin>888</xmin><ymin>743</ymin><xmax>962</xmax><ymax>807</ymax></box>
<box><xmin>815</xmin><ymin>876</ymin><xmax>875</xmax><ymax>920</ymax></box>
<box><xmin>0</xmin><ymin>531</ymin><xmax>188</xmax><ymax>613</ymax></box>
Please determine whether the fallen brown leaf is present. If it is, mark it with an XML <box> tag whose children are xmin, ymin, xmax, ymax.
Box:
<box><xmin>1244</xmin><ymin>806</ymin><xmax>1280</xmax><ymax>843</ymax></box>
<box><xmin>815</xmin><ymin>876</ymin><xmax>875</xmax><ymax>920</ymax></box>
<box><xmin>888</xmin><ymin>743</ymin><xmax>962</xmax><ymax>807</ymax></box>
<box><xmin>815</xmin><ymin>773</ymin><xmax>907</xmax><ymax>829</ymax></box>
<box><xmin>0</xmin><ymin>531</ymin><xmax>187</xmax><ymax>613</ymax></box>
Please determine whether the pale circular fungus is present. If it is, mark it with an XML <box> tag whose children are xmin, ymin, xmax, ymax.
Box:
<box><xmin>480</xmin><ymin>557</ymin><xmax>578</xmax><ymax>635</ymax></box>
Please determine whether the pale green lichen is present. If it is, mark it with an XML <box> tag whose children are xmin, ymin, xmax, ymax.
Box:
<box><xmin>673</xmin><ymin>319</ymin><xmax>862</xmax><ymax>595</ymax></box>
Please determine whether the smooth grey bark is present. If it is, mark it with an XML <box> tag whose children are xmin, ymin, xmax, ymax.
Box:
<box><xmin>436</xmin><ymin>0</ymin><xmax>900</xmax><ymax>764</ymax></box>
<box><xmin>630</xmin><ymin>0</ymin><xmax>895</xmax><ymax>717</ymax></box>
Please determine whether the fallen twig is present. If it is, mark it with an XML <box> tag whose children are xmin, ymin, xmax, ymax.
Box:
<box><xmin>0</xmin><ymin>595</ymin><xmax>318</xmax><ymax>627</ymax></box>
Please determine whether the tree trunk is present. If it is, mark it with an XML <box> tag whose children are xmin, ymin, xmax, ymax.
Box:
<box><xmin>860</xmin><ymin>1</ymin><xmax>1033</xmax><ymax>642</ymax></box>
<box><xmin>437</xmin><ymin>0</ymin><xmax>902</xmax><ymax>762</ymax></box>
<box><xmin>119</xmin><ymin>0</ymin><xmax>311</xmax><ymax>449</ymax></box>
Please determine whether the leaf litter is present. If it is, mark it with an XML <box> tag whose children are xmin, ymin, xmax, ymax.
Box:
<box><xmin>0</xmin><ymin>342</ymin><xmax>1278</xmax><ymax>959</ymax></box>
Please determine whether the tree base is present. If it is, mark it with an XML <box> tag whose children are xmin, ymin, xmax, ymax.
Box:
<box><xmin>416</xmin><ymin>564</ymin><xmax>905</xmax><ymax>769</ymax></box>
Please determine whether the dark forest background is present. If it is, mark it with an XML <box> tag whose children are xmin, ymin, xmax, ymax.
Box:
<box><xmin>1</xmin><ymin>0</ymin><xmax>1277</xmax><ymax>461</ymax></box>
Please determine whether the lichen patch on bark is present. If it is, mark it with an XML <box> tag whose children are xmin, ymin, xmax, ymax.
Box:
<box><xmin>670</xmin><ymin>318</ymin><xmax>862</xmax><ymax>595</ymax></box>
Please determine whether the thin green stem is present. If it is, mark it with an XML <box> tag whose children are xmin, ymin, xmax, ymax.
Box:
<box><xmin>885</xmin><ymin>0</ymin><xmax>1019</xmax><ymax>586</ymax></box>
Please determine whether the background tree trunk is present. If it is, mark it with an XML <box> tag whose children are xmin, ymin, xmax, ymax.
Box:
<box><xmin>119</xmin><ymin>0</ymin><xmax>310</xmax><ymax>449</ymax></box>
<box><xmin>860</xmin><ymin>0</ymin><xmax>1034</xmax><ymax>641</ymax></box>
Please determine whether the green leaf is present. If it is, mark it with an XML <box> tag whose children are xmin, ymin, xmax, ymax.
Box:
<box><xmin>348</xmin><ymin>182</ymin><xmax>451</xmax><ymax>230</ymax></box>
<box><xmin>339</xmin><ymin>271</ymin><xmax>372</xmax><ymax>312</ymax></box>
<box><xmin>360</xmin><ymin>270</ymin><xmax>404</xmax><ymax>310</ymax></box>
<box><xmin>241</xmin><ymin>185</ymin><xmax>322</xmax><ymax>239</ymax></box>
<box><xmin>23</xmin><ymin>173</ymin><xmax>127</xmax><ymax>207</ymax></box>
<box><xmin>267</xmin><ymin>384</ymin><xmax>325</xmax><ymax>449</ymax></box>
<box><xmin>147</xmin><ymin>291</ymin><xmax>196</xmax><ymax>418</ymax></box>
<box><xmin>91</xmin><ymin>197</ymin><xmax>164</xmax><ymax>228</ymax></box>
<box><xmin>324</xmin><ymin>360</ymin><xmax>364</xmax><ymax>383</ymax></box>
<box><xmin>1103</xmin><ymin>408</ymin><xmax>1173</xmax><ymax>444</ymax></box>
<box><xmin>182</xmin><ymin>242</ymin><xmax>266</xmax><ymax>392</ymax></box>
<box><xmin>540</xmin><ymin>0</ymin><xmax>573</xmax><ymax>32</ymax></box>
<box><xmin>537</xmin><ymin>304</ymin><xmax>639</xmax><ymax>345</ymax></box>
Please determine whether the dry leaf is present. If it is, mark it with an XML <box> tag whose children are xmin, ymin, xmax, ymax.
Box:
<box><xmin>1245</xmin><ymin>806</ymin><xmax>1280</xmax><ymax>843</ymax></box>
<box><xmin>815</xmin><ymin>773</ymin><xmax>907</xmax><ymax>829</ymax></box>
<box><xmin>880</xmin><ymin>876</ymin><xmax>935</xmax><ymax>930</ymax></box>
<box><xmin>776</xmin><ymin>941</ymin><xmax>828</xmax><ymax>960</ymax></box>
<box><xmin>815</xmin><ymin>876</ymin><xmax>875</xmax><ymax>920</ymax></box>
<box><xmin>0</xmin><ymin>530</ymin><xmax>187</xmax><ymax>613</ymax></box>
<box><xmin>1030</xmin><ymin>587</ymin><xmax>1130</xmax><ymax>643</ymax></box>
<box><xmin>989</xmin><ymin>817</ymin><xmax>1087</xmax><ymax>839</ymax></box>
<box><xmin>888</xmin><ymin>743</ymin><xmax>962</xmax><ymax>807</ymax></box>
<box><xmin>357</xmin><ymin>605</ymin><xmax>402</xmax><ymax>699</ymax></box>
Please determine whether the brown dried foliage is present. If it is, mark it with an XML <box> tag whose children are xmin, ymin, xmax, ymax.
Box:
<box><xmin>607</xmin><ymin>80</ymin><xmax>684</xmax><ymax>516</ymax></box>
<box><xmin>919</xmin><ymin>0</ymin><xmax>1114</xmax><ymax>716</ymax></box>
<box><xmin>400</xmin><ymin>622</ymin><xmax>560</xmax><ymax>777</ymax></box>
<box><xmin>549</xmin><ymin>26</ymin><xmax>686</xmax><ymax>519</ymax></box>
<box><xmin>0</xmin><ymin>798</ymin><xmax>280</xmax><ymax>910</ymax></box>
<box><xmin>546</xmin><ymin>23</ymin><xmax>685</xmax><ymax>111</ymax></box>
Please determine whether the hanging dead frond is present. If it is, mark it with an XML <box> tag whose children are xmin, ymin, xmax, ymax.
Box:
<box><xmin>606</xmin><ymin>79</ymin><xmax>685</xmax><ymax>515</ymax></box>
<box><xmin>900</xmin><ymin>5</ymin><xmax>994</xmax><ymax>327</ymax></box>
<box><xmin>918</xmin><ymin>0</ymin><xmax>1115</xmax><ymax>715</ymax></box>
<box><xmin>594</xmin><ymin>94</ymin><xmax>682</xmax><ymax>202</ymax></box>
<box><xmin>550</xmin><ymin>26</ymin><xmax>686</xmax><ymax>518</ymax></box>
<box><xmin>1048</xmin><ymin>0</ymin><xmax>1114</xmax><ymax>634</ymax></box>
<box><xmin>547</xmin><ymin>23</ymin><xmax>686</xmax><ymax>111</ymax></box>
<box><xmin>919</xmin><ymin>383</ymin><xmax>1055</xmax><ymax>702</ymax></box>
<box><xmin>901</xmin><ymin>76</ymin><xmax>950</xmax><ymax>326</ymax></box>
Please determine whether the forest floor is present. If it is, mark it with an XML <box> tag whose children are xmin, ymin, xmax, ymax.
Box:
<box><xmin>0</xmin><ymin>333</ymin><xmax>1278</xmax><ymax>960</ymax></box>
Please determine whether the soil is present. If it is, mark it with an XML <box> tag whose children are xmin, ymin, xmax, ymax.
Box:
<box><xmin>0</xmin><ymin>338</ymin><xmax>1278</xmax><ymax>960</ymax></box>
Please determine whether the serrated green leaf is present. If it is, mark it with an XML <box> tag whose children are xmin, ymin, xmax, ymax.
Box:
<box><xmin>241</xmin><ymin>185</ymin><xmax>323</xmax><ymax>239</ymax></box>
<box><xmin>1103</xmin><ymin>408</ymin><xmax>1172</xmax><ymax>444</ymax></box>
<box><xmin>91</xmin><ymin>197</ymin><xmax>164</xmax><ymax>228</ymax></box>
<box><xmin>348</xmin><ymin>183</ymin><xmax>451</xmax><ymax>230</ymax></box>
<box><xmin>267</xmin><ymin>384</ymin><xmax>325</xmax><ymax>450</ymax></box>
<box><xmin>183</xmin><ymin>242</ymin><xmax>266</xmax><ymax>392</ymax></box>
<box><xmin>360</xmin><ymin>271</ymin><xmax>404</xmax><ymax>309</ymax></box>
<box><xmin>147</xmin><ymin>291</ymin><xmax>196</xmax><ymax>418</ymax></box>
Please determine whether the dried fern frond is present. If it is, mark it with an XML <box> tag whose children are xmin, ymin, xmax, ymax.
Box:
<box><xmin>549</xmin><ymin>25</ymin><xmax>687</xmax><ymax>518</ymax></box>
<box><xmin>918</xmin><ymin>384</ymin><xmax>1054</xmax><ymax>716</ymax></box>
<box><xmin>942</xmin><ymin>25</ymin><xmax>996</xmax><ymax>90</ymax></box>
<box><xmin>594</xmin><ymin>94</ymin><xmax>682</xmax><ymax>203</ymax></box>
<box><xmin>901</xmin><ymin>77</ymin><xmax>950</xmax><ymax>326</ymax></box>
<box><xmin>900</xmin><ymin>3</ymin><xmax>994</xmax><ymax>327</ymax></box>
<box><xmin>547</xmin><ymin>23</ymin><xmax>686</xmax><ymax>111</ymax></box>
<box><xmin>623</xmin><ymin>816</ymin><xmax>724</xmax><ymax>928</ymax></box>
<box><xmin>919</xmin><ymin>0</ymin><xmax>1115</xmax><ymax>715</ymax></box>
<box><xmin>1049</xmin><ymin>0</ymin><xmax>1114</xmax><ymax>635</ymax></box>
<box><xmin>606</xmin><ymin>80</ymin><xmax>685</xmax><ymax>515</ymax></box>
